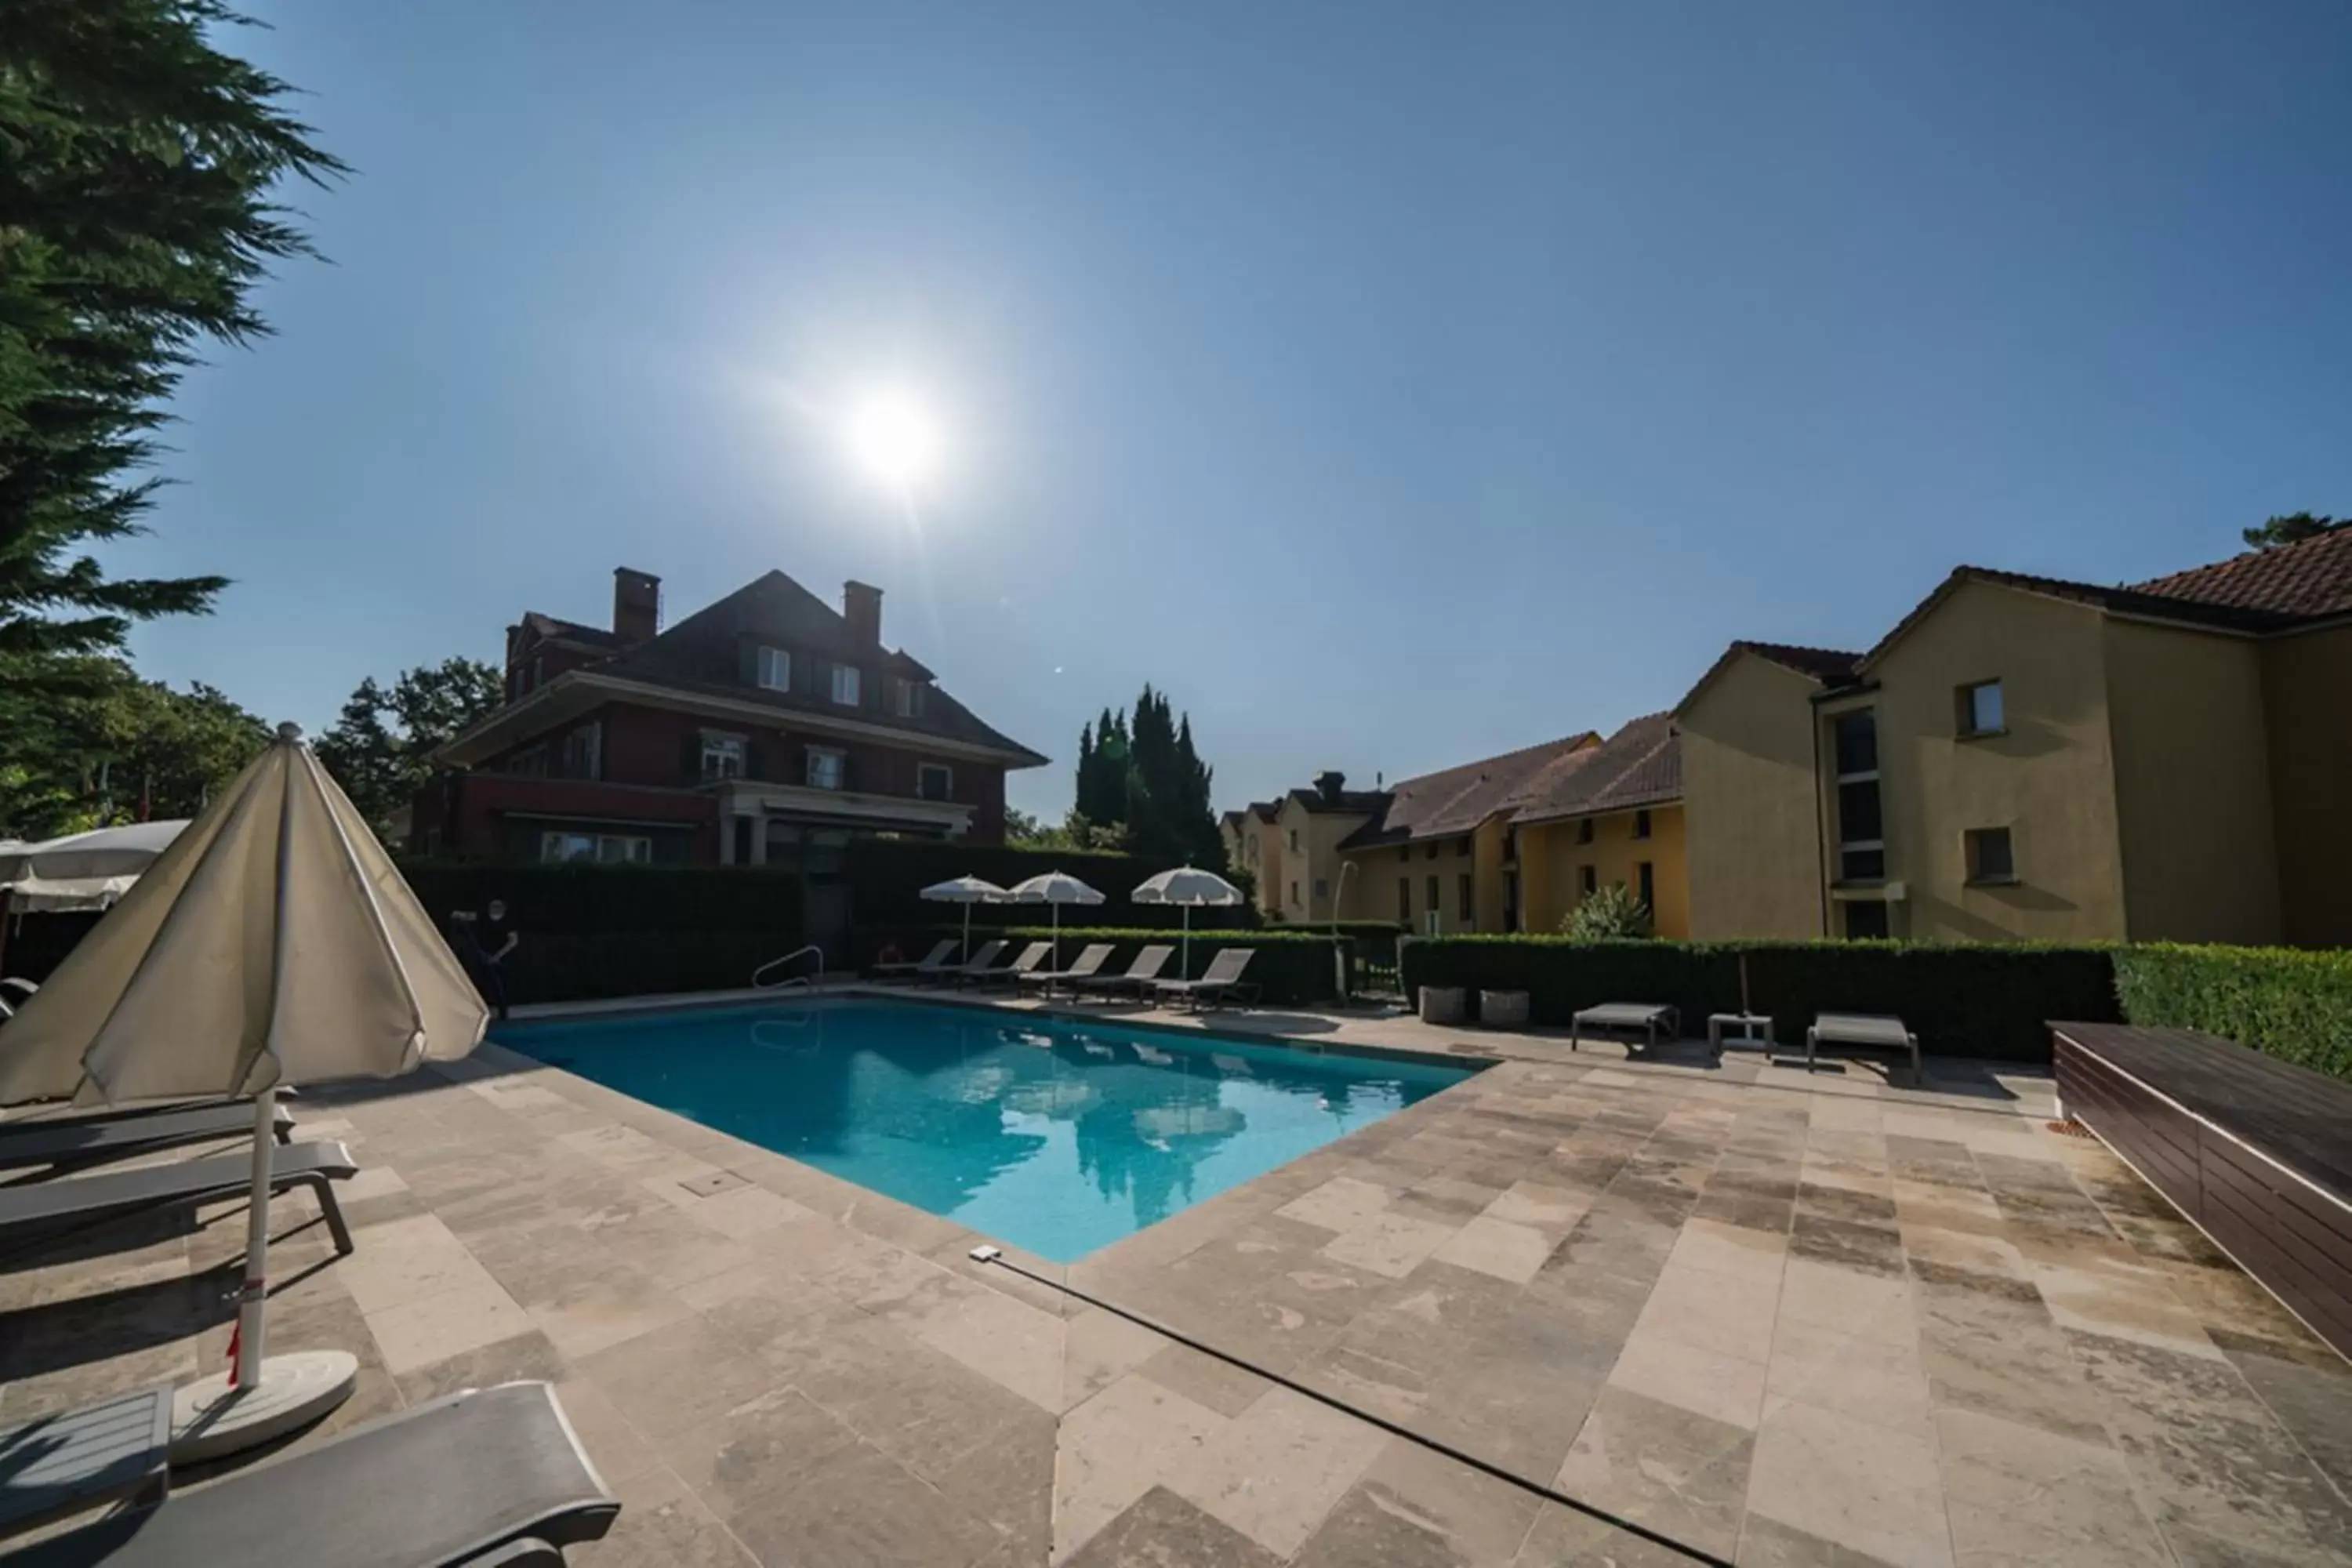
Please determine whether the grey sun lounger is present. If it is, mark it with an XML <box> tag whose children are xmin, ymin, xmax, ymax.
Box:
<box><xmin>1570</xmin><ymin>1002</ymin><xmax>1682</xmax><ymax>1054</ymax></box>
<box><xmin>869</xmin><ymin>938</ymin><xmax>957</xmax><ymax>979</ymax></box>
<box><xmin>0</xmin><ymin>1099</ymin><xmax>295</xmax><ymax>1177</ymax></box>
<box><xmin>3</xmin><ymin>1381</ymin><xmax>619</xmax><ymax>1567</ymax></box>
<box><xmin>1806</xmin><ymin>1012</ymin><xmax>1922</xmax><ymax>1081</ymax></box>
<box><xmin>961</xmin><ymin>941</ymin><xmax>1054</xmax><ymax>989</ymax></box>
<box><xmin>922</xmin><ymin>939</ymin><xmax>1004</xmax><ymax>985</ymax></box>
<box><xmin>1072</xmin><ymin>944</ymin><xmax>1176</xmax><ymax>1000</ymax></box>
<box><xmin>1151</xmin><ymin>949</ymin><xmax>1258</xmax><ymax>1011</ymax></box>
<box><xmin>0</xmin><ymin>1139</ymin><xmax>358</xmax><ymax>1266</ymax></box>
<box><xmin>1017</xmin><ymin>943</ymin><xmax>1116</xmax><ymax>996</ymax></box>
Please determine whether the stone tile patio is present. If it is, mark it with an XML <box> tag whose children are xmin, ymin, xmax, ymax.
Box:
<box><xmin>4</xmin><ymin>992</ymin><xmax>2350</xmax><ymax>1566</ymax></box>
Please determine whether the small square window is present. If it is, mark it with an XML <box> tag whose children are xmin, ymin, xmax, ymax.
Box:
<box><xmin>1844</xmin><ymin>899</ymin><xmax>1891</xmax><ymax>939</ymax></box>
<box><xmin>1399</xmin><ymin>845</ymin><xmax>1410</xmax><ymax>863</ymax></box>
<box><xmin>1456</xmin><ymin>837</ymin><xmax>1471</xmax><ymax>858</ymax></box>
<box><xmin>1840</xmin><ymin>845</ymin><xmax>1887</xmax><ymax>882</ymax></box>
<box><xmin>757</xmin><ymin>646</ymin><xmax>791</xmax><ymax>691</ymax></box>
<box><xmin>806</xmin><ymin>747</ymin><xmax>846</xmax><ymax>791</ymax></box>
<box><xmin>830</xmin><ymin>664</ymin><xmax>862</xmax><ymax>706</ymax></box>
<box><xmin>916</xmin><ymin>762</ymin><xmax>952</xmax><ymax>801</ymax></box>
<box><xmin>1965</xmin><ymin>826</ymin><xmax>2015</xmax><ymax>884</ymax></box>
<box><xmin>1958</xmin><ymin>680</ymin><xmax>2005</xmax><ymax>737</ymax></box>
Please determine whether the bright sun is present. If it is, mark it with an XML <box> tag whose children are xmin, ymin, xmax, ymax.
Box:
<box><xmin>844</xmin><ymin>390</ymin><xmax>944</xmax><ymax>494</ymax></box>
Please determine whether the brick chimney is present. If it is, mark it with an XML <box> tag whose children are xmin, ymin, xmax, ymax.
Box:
<box><xmin>1314</xmin><ymin>770</ymin><xmax>1347</xmax><ymax>805</ymax></box>
<box><xmin>613</xmin><ymin>568</ymin><xmax>661</xmax><ymax>644</ymax></box>
<box><xmin>843</xmin><ymin>580</ymin><xmax>883</xmax><ymax>647</ymax></box>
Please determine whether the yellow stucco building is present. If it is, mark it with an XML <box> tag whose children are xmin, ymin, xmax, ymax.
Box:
<box><xmin>1678</xmin><ymin>528</ymin><xmax>2352</xmax><ymax>946</ymax></box>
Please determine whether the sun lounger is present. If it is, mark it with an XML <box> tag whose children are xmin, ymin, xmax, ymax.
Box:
<box><xmin>1570</xmin><ymin>1002</ymin><xmax>1681</xmax><ymax>1054</ymax></box>
<box><xmin>0</xmin><ymin>1099</ymin><xmax>296</xmax><ymax>1177</ymax></box>
<box><xmin>3</xmin><ymin>1381</ymin><xmax>619</xmax><ymax>1566</ymax></box>
<box><xmin>1072</xmin><ymin>945</ymin><xmax>1175</xmax><ymax>1000</ymax></box>
<box><xmin>924</xmin><ymin>939</ymin><xmax>1004</xmax><ymax>986</ymax></box>
<box><xmin>1017</xmin><ymin>943</ymin><xmax>1116</xmax><ymax>996</ymax></box>
<box><xmin>1806</xmin><ymin>1012</ymin><xmax>1922</xmax><ymax>1081</ymax></box>
<box><xmin>0</xmin><ymin>1140</ymin><xmax>358</xmax><ymax>1266</ymax></box>
<box><xmin>960</xmin><ymin>941</ymin><xmax>1052</xmax><ymax>989</ymax></box>
<box><xmin>1151</xmin><ymin>949</ymin><xmax>1257</xmax><ymax>1011</ymax></box>
<box><xmin>869</xmin><ymin>938</ymin><xmax>958</xmax><ymax>980</ymax></box>
<box><xmin>0</xmin><ymin>977</ymin><xmax>36</xmax><ymax>1018</ymax></box>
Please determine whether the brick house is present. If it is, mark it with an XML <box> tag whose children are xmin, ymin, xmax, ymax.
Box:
<box><xmin>414</xmin><ymin>567</ymin><xmax>1048</xmax><ymax>868</ymax></box>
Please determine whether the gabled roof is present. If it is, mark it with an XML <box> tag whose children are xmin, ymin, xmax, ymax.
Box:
<box><xmin>1287</xmin><ymin>786</ymin><xmax>1389</xmax><ymax>817</ymax></box>
<box><xmin>1674</xmin><ymin>639</ymin><xmax>1862</xmax><ymax>717</ymax></box>
<box><xmin>1340</xmin><ymin>732</ymin><xmax>1602</xmax><ymax>849</ymax></box>
<box><xmin>1247</xmin><ymin>800</ymin><xmax>1281</xmax><ymax>824</ymax></box>
<box><xmin>1508</xmin><ymin>713</ymin><xmax>1681</xmax><ymax>825</ymax></box>
<box><xmin>2131</xmin><ymin>525</ymin><xmax>2352</xmax><ymax>623</ymax></box>
<box><xmin>1856</xmin><ymin>564</ymin><xmax>2295</xmax><ymax>674</ymax></box>
<box><xmin>521</xmin><ymin>612</ymin><xmax>626</xmax><ymax>651</ymax></box>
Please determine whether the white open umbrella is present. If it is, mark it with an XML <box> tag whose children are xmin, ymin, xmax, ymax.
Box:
<box><xmin>1004</xmin><ymin>870</ymin><xmax>1105</xmax><ymax>971</ymax></box>
<box><xmin>1132</xmin><ymin>866</ymin><xmax>1244</xmax><ymax>979</ymax></box>
<box><xmin>0</xmin><ymin>819</ymin><xmax>191</xmax><ymax>976</ymax></box>
<box><xmin>0</xmin><ymin>726</ymin><xmax>488</xmax><ymax>1460</ymax></box>
<box><xmin>919</xmin><ymin>874</ymin><xmax>1009</xmax><ymax>963</ymax></box>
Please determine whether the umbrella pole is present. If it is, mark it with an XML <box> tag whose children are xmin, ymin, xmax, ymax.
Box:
<box><xmin>233</xmin><ymin>1083</ymin><xmax>277</xmax><ymax>1388</ymax></box>
<box><xmin>1183</xmin><ymin>905</ymin><xmax>1192</xmax><ymax>979</ymax></box>
<box><xmin>962</xmin><ymin>902</ymin><xmax>971</xmax><ymax>965</ymax></box>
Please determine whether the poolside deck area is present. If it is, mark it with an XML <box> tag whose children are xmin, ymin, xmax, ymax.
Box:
<box><xmin>5</xmin><ymin>993</ymin><xmax>2349</xmax><ymax>1566</ymax></box>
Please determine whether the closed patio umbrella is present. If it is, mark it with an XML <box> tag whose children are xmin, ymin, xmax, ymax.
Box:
<box><xmin>919</xmin><ymin>874</ymin><xmax>1009</xmax><ymax>963</ymax></box>
<box><xmin>1131</xmin><ymin>866</ymin><xmax>1244</xmax><ymax>980</ymax></box>
<box><xmin>1004</xmin><ymin>871</ymin><xmax>1105</xmax><ymax>971</ymax></box>
<box><xmin>0</xmin><ymin>725</ymin><xmax>488</xmax><ymax>1461</ymax></box>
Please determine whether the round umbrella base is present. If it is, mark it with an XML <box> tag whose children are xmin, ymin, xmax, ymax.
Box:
<box><xmin>169</xmin><ymin>1349</ymin><xmax>358</xmax><ymax>1464</ymax></box>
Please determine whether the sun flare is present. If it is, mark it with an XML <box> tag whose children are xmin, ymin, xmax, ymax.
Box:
<box><xmin>844</xmin><ymin>390</ymin><xmax>944</xmax><ymax>494</ymax></box>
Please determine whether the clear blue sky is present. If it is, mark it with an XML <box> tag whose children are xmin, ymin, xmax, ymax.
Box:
<box><xmin>121</xmin><ymin>2</ymin><xmax>2352</xmax><ymax>821</ymax></box>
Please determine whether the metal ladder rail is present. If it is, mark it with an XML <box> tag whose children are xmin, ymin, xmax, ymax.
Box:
<box><xmin>753</xmin><ymin>944</ymin><xmax>826</xmax><ymax>991</ymax></box>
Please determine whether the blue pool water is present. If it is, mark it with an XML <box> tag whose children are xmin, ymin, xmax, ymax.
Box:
<box><xmin>501</xmin><ymin>998</ymin><xmax>1472</xmax><ymax>1261</ymax></box>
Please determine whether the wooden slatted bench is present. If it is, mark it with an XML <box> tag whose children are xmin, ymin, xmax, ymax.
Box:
<box><xmin>2052</xmin><ymin>1021</ymin><xmax>2352</xmax><ymax>1361</ymax></box>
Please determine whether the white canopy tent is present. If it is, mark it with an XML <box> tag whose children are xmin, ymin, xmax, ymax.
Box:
<box><xmin>0</xmin><ymin>819</ymin><xmax>189</xmax><ymax>912</ymax></box>
<box><xmin>1004</xmin><ymin>871</ymin><xmax>1105</xmax><ymax>971</ymax></box>
<box><xmin>0</xmin><ymin>727</ymin><xmax>487</xmax><ymax>1460</ymax></box>
<box><xmin>917</xmin><ymin>874</ymin><xmax>1009</xmax><ymax>963</ymax></box>
<box><xmin>1131</xmin><ymin>866</ymin><xmax>1245</xmax><ymax>978</ymax></box>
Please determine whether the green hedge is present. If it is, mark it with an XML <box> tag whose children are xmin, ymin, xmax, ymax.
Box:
<box><xmin>499</xmin><ymin>929</ymin><xmax>808</xmax><ymax>1004</ymax></box>
<box><xmin>1398</xmin><ymin>938</ymin><xmax>2122</xmax><ymax>1062</ymax></box>
<box><xmin>401</xmin><ymin>861</ymin><xmax>804</xmax><ymax>937</ymax></box>
<box><xmin>844</xmin><ymin>840</ymin><xmax>1254</xmax><ymax>931</ymax></box>
<box><xmin>2115</xmin><ymin>944</ymin><xmax>2352</xmax><ymax>1082</ymax></box>
<box><xmin>866</xmin><ymin>926</ymin><xmax>1347</xmax><ymax>1006</ymax></box>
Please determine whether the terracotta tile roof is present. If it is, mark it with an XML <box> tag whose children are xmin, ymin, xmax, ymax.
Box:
<box><xmin>1247</xmin><ymin>800</ymin><xmax>1281</xmax><ymax>823</ymax></box>
<box><xmin>1337</xmin><ymin>733</ymin><xmax>1601</xmax><ymax>849</ymax></box>
<box><xmin>1287</xmin><ymin>786</ymin><xmax>1389</xmax><ymax>816</ymax></box>
<box><xmin>2130</xmin><ymin>525</ymin><xmax>2352</xmax><ymax>622</ymax></box>
<box><xmin>1856</xmin><ymin>564</ymin><xmax>2296</xmax><ymax>673</ymax></box>
<box><xmin>1508</xmin><ymin>713</ymin><xmax>1681</xmax><ymax>824</ymax></box>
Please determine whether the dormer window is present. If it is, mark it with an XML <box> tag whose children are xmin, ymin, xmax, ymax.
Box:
<box><xmin>831</xmin><ymin>663</ymin><xmax>862</xmax><ymax>706</ymax></box>
<box><xmin>894</xmin><ymin>677</ymin><xmax>926</xmax><ymax>718</ymax></box>
<box><xmin>757</xmin><ymin>646</ymin><xmax>791</xmax><ymax>691</ymax></box>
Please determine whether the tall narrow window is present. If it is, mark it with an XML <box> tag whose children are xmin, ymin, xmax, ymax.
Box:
<box><xmin>1579</xmin><ymin>864</ymin><xmax>1597</xmax><ymax>896</ymax></box>
<box><xmin>1427</xmin><ymin>874</ymin><xmax>1439</xmax><ymax>918</ymax></box>
<box><xmin>894</xmin><ymin>677</ymin><xmax>926</xmax><ymax>717</ymax></box>
<box><xmin>1832</xmin><ymin>710</ymin><xmax>1885</xmax><ymax>884</ymax></box>
<box><xmin>757</xmin><ymin>646</ymin><xmax>791</xmax><ymax>691</ymax></box>
<box><xmin>1957</xmin><ymin>680</ymin><xmax>2005</xmax><ymax>738</ymax></box>
<box><xmin>1457</xmin><ymin>873</ymin><xmax>1473</xmax><ymax>923</ymax></box>
<box><xmin>1638</xmin><ymin>861</ymin><xmax>1654</xmax><ymax>909</ymax></box>
<box><xmin>830</xmin><ymin>664</ymin><xmax>862</xmax><ymax>706</ymax></box>
<box><xmin>561</xmin><ymin>722</ymin><xmax>601</xmax><ymax>781</ymax></box>
<box><xmin>1577</xmin><ymin>818</ymin><xmax>1595</xmax><ymax>845</ymax></box>
<box><xmin>1398</xmin><ymin>878</ymin><xmax>1412</xmax><ymax>920</ymax></box>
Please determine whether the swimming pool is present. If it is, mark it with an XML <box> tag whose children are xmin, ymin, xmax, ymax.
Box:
<box><xmin>501</xmin><ymin>997</ymin><xmax>1473</xmax><ymax>1261</ymax></box>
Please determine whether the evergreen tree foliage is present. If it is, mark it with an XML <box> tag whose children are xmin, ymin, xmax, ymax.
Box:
<box><xmin>2241</xmin><ymin>512</ymin><xmax>2346</xmax><ymax>550</ymax></box>
<box><xmin>1055</xmin><ymin>686</ymin><xmax>1223</xmax><ymax>867</ymax></box>
<box><xmin>0</xmin><ymin>656</ymin><xmax>270</xmax><ymax>837</ymax></box>
<box><xmin>0</xmin><ymin>1</ymin><xmax>345</xmax><ymax>702</ymax></box>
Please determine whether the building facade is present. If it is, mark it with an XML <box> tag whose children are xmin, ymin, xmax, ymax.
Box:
<box><xmin>1679</xmin><ymin>528</ymin><xmax>2352</xmax><ymax>946</ymax></box>
<box><xmin>416</xmin><ymin>567</ymin><xmax>1047</xmax><ymax>867</ymax></box>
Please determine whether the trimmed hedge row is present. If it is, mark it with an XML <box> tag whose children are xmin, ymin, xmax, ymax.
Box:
<box><xmin>498</xmin><ymin>929</ymin><xmax>808</xmax><ymax>1005</ymax></box>
<box><xmin>869</xmin><ymin>926</ymin><xmax>1348</xmax><ymax>1007</ymax></box>
<box><xmin>1398</xmin><ymin>938</ymin><xmax>2123</xmax><ymax>1063</ymax></box>
<box><xmin>401</xmin><ymin>862</ymin><xmax>804</xmax><ymax>937</ymax></box>
<box><xmin>844</xmin><ymin>840</ymin><xmax>1256</xmax><ymax>931</ymax></box>
<box><xmin>2115</xmin><ymin>944</ymin><xmax>2352</xmax><ymax>1082</ymax></box>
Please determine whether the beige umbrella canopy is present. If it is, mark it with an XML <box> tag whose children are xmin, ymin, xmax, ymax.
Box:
<box><xmin>0</xmin><ymin>725</ymin><xmax>488</xmax><ymax>1458</ymax></box>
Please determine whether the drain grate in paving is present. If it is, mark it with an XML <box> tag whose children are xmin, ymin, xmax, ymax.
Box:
<box><xmin>680</xmin><ymin>1171</ymin><xmax>750</xmax><ymax>1196</ymax></box>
